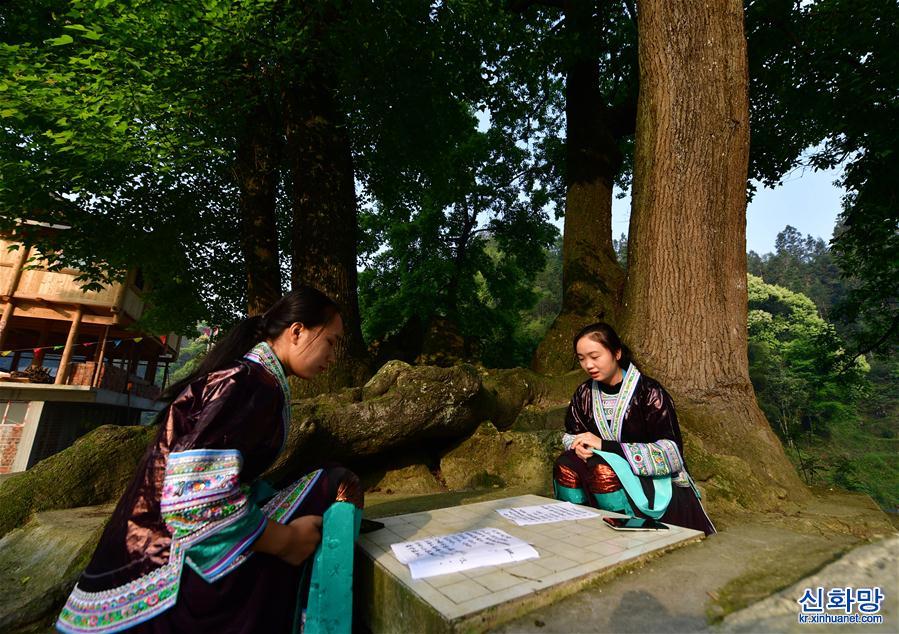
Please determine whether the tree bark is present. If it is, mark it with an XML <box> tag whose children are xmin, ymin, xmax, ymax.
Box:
<box><xmin>233</xmin><ymin>98</ymin><xmax>283</xmax><ymax>316</ymax></box>
<box><xmin>561</xmin><ymin>57</ymin><xmax>624</xmax><ymax>318</ymax></box>
<box><xmin>284</xmin><ymin>73</ymin><xmax>369</xmax><ymax>391</ymax></box>
<box><xmin>532</xmin><ymin>1</ymin><xmax>626</xmax><ymax>374</ymax></box>
<box><xmin>623</xmin><ymin>0</ymin><xmax>805</xmax><ymax>500</ymax></box>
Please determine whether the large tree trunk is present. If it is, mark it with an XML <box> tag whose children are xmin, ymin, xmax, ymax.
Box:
<box><xmin>284</xmin><ymin>74</ymin><xmax>369</xmax><ymax>393</ymax></box>
<box><xmin>561</xmin><ymin>58</ymin><xmax>624</xmax><ymax>318</ymax></box>
<box><xmin>532</xmin><ymin>2</ymin><xmax>625</xmax><ymax>374</ymax></box>
<box><xmin>624</xmin><ymin>0</ymin><xmax>806</xmax><ymax>502</ymax></box>
<box><xmin>233</xmin><ymin>98</ymin><xmax>282</xmax><ymax>316</ymax></box>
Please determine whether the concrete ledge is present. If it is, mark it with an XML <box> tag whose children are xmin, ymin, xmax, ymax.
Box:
<box><xmin>0</xmin><ymin>383</ymin><xmax>162</xmax><ymax>411</ymax></box>
<box><xmin>356</xmin><ymin>494</ymin><xmax>704</xmax><ymax>633</ymax></box>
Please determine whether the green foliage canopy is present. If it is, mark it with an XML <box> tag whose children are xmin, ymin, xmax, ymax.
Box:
<box><xmin>746</xmin><ymin>0</ymin><xmax>898</xmax><ymax>354</ymax></box>
<box><xmin>0</xmin><ymin>0</ymin><xmax>296</xmax><ymax>331</ymax></box>
<box><xmin>747</xmin><ymin>273</ymin><xmax>867</xmax><ymax>443</ymax></box>
<box><xmin>2</xmin><ymin>0</ymin><xmax>563</xmax><ymax>348</ymax></box>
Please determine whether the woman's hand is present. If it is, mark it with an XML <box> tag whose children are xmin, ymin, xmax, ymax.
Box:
<box><xmin>252</xmin><ymin>515</ymin><xmax>323</xmax><ymax>566</ymax></box>
<box><xmin>572</xmin><ymin>432</ymin><xmax>602</xmax><ymax>461</ymax></box>
<box><xmin>281</xmin><ymin>515</ymin><xmax>323</xmax><ymax>565</ymax></box>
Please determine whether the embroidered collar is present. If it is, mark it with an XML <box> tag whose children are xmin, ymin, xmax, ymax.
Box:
<box><xmin>591</xmin><ymin>363</ymin><xmax>641</xmax><ymax>441</ymax></box>
<box><xmin>243</xmin><ymin>342</ymin><xmax>291</xmax><ymax>452</ymax></box>
<box><xmin>244</xmin><ymin>342</ymin><xmax>290</xmax><ymax>401</ymax></box>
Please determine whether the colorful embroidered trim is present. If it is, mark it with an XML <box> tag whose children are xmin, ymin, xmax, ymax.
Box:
<box><xmin>160</xmin><ymin>449</ymin><xmax>251</xmax><ymax>546</ymax></box>
<box><xmin>599</xmin><ymin>391</ymin><xmax>617</xmax><ymax>425</ymax></box>
<box><xmin>262</xmin><ymin>469</ymin><xmax>323</xmax><ymax>523</ymax></box>
<box><xmin>163</xmin><ymin>491</ymin><xmax>251</xmax><ymax>544</ymax></box>
<box><xmin>59</xmin><ymin>450</ymin><xmax>264</xmax><ymax>632</ymax></box>
<box><xmin>59</xmin><ymin>462</ymin><xmax>325</xmax><ymax>632</ymax></box>
<box><xmin>622</xmin><ymin>438</ymin><xmax>684</xmax><ymax>477</ymax></box>
<box><xmin>657</xmin><ymin>439</ymin><xmax>684</xmax><ymax>474</ymax></box>
<box><xmin>56</xmin><ymin>546</ymin><xmax>185</xmax><ymax>634</ymax></box>
<box><xmin>590</xmin><ymin>364</ymin><xmax>641</xmax><ymax>441</ymax></box>
<box><xmin>244</xmin><ymin>341</ymin><xmax>291</xmax><ymax>447</ymax></box>
<box><xmin>187</xmin><ymin>469</ymin><xmax>324</xmax><ymax>582</ymax></box>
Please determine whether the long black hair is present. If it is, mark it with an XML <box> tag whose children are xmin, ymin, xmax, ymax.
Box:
<box><xmin>163</xmin><ymin>285</ymin><xmax>340</xmax><ymax>401</ymax></box>
<box><xmin>572</xmin><ymin>322</ymin><xmax>633</xmax><ymax>367</ymax></box>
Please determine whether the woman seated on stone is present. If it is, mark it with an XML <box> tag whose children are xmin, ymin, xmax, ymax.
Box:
<box><xmin>553</xmin><ymin>322</ymin><xmax>715</xmax><ymax>535</ymax></box>
<box><xmin>57</xmin><ymin>286</ymin><xmax>364</xmax><ymax>633</ymax></box>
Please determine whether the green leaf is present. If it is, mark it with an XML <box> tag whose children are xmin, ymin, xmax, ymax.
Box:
<box><xmin>47</xmin><ymin>34</ymin><xmax>75</xmax><ymax>46</ymax></box>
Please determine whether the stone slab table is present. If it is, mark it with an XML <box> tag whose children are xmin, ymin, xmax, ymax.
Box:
<box><xmin>355</xmin><ymin>494</ymin><xmax>704</xmax><ymax>633</ymax></box>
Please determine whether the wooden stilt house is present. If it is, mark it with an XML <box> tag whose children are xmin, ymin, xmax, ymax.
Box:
<box><xmin>0</xmin><ymin>228</ymin><xmax>181</xmax><ymax>473</ymax></box>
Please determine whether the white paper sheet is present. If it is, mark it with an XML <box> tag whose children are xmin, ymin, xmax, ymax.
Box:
<box><xmin>495</xmin><ymin>501</ymin><xmax>601</xmax><ymax>526</ymax></box>
<box><xmin>390</xmin><ymin>527</ymin><xmax>539</xmax><ymax>579</ymax></box>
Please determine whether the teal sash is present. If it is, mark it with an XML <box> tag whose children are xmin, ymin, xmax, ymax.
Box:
<box><xmin>593</xmin><ymin>450</ymin><xmax>672</xmax><ymax>519</ymax></box>
<box><xmin>299</xmin><ymin>501</ymin><xmax>362</xmax><ymax>634</ymax></box>
<box><xmin>553</xmin><ymin>451</ymin><xmax>672</xmax><ymax>519</ymax></box>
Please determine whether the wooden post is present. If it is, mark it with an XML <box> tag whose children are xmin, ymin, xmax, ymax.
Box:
<box><xmin>55</xmin><ymin>306</ymin><xmax>83</xmax><ymax>385</ymax></box>
<box><xmin>0</xmin><ymin>244</ymin><xmax>30</xmax><ymax>352</ymax></box>
<box><xmin>0</xmin><ymin>303</ymin><xmax>15</xmax><ymax>353</ymax></box>
<box><xmin>91</xmin><ymin>325</ymin><xmax>109</xmax><ymax>387</ymax></box>
<box><xmin>2</xmin><ymin>244</ymin><xmax>30</xmax><ymax>298</ymax></box>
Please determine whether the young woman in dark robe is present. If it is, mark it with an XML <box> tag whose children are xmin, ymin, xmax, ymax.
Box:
<box><xmin>57</xmin><ymin>287</ymin><xmax>364</xmax><ymax>634</ymax></box>
<box><xmin>553</xmin><ymin>323</ymin><xmax>715</xmax><ymax>536</ymax></box>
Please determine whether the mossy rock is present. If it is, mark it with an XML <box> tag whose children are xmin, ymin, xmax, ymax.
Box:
<box><xmin>289</xmin><ymin>355</ymin><xmax>372</xmax><ymax>399</ymax></box>
<box><xmin>366</xmin><ymin>464</ymin><xmax>445</xmax><ymax>496</ymax></box>
<box><xmin>532</xmin><ymin>370</ymin><xmax>586</xmax><ymax>405</ymax></box>
<box><xmin>511</xmin><ymin>404</ymin><xmax>568</xmax><ymax>431</ymax></box>
<box><xmin>0</xmin><ymin>505</ymin><xmax>112</xmax><ymax>633</ymax></box>
<box><xmin>439</xmin><ymin>422</ymin><xmax>557</xmax><ymax>492</ymax></box>
<box><xmin>268</xmin><ymin>362</ymin><xmax>484</xmax><ymax>483</ymax></box>
<box><xmin>474</xmin><ymin>367</ymin><xmax>581</xmax><ymax>431</ymax></box>
<box><xmin>0</xmin><ymin>425</ymin><xmax>155</xmax><ymax>538</ymax></box>
<box><xmin>360</xmin><ymin>359</ymin><xmax>411</xmax><ymax>400</ymax></box>
<box><xmin>475</xmin><ymin>368</ymin><xmax>538</xmax><ymax>429</ymax></box>
<box><xmin>467</xmin><ymin>471</ymin><xmax>507</xmax><ymax>489</ymax></box>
